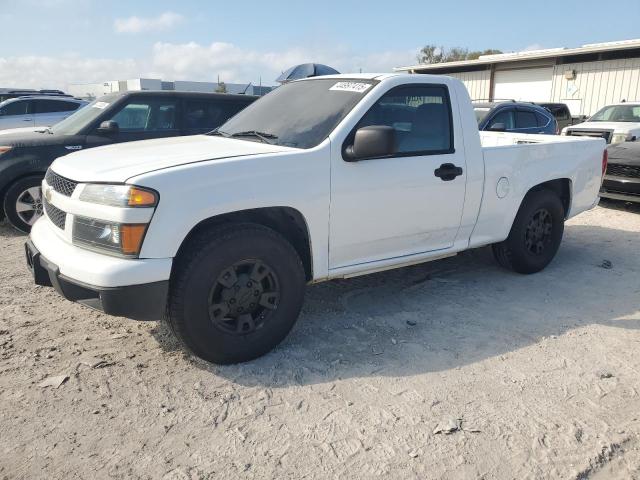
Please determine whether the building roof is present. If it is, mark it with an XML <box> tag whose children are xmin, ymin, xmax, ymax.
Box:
<box><xmin>395</xmin><ymin>38</ymin><xmax>640</xmax><ymax>72</ymax></box>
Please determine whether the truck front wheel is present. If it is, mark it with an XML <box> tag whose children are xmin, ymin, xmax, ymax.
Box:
<box><xmin>492</xmin><ymin>189</ymin><xmax>565</xmax><ymax>274</ymax></box>
<box><xmin>167</xmin><ymin>223</ymin><xmax>306</xmax><ymax>364</ymax></box>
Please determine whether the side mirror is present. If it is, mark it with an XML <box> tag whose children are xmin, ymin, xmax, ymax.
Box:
<box><xmin>97</xmin><ymin>120</ymin><xmax>119</xmax><ymax>135</ymax></box>
<box><xmin>344</xmin><ymin>126</ymin><xmax>396</xmax><ymax>161</ymax></box>
<box><xmin>488</xmin><ymin>122</ymin><xmax>506</xmax><ymax>132</ymax></box>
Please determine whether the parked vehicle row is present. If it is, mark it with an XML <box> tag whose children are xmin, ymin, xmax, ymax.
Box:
<box><xmin>25</xmin><ymin>74</ymin><xmax>607</xmax><ymax>363</ymax></box>
<box><xmin>0</xmin><ymin>90</ymin><xmax>257</xmax><ymax>231</ymax></box>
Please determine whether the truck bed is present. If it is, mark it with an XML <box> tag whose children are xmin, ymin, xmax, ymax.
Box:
<box><xmin>468</xmin><ymin>131</ymin><xmax>605</xmax><ymax>249</ymax></box>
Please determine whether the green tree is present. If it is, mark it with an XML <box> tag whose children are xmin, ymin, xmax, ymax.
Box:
<box><xmin>417</xmin><ymin>45</ymin><xmax>503</xmax><ymax>64</ymax></box>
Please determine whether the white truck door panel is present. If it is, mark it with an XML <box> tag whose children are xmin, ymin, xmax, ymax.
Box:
<box><xmin>329</xmin><ymin>83</ymin><xmax>467</xmax><ymax>269</ymax></box>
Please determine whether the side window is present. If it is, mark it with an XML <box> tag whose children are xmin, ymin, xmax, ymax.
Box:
<box><xmin>516</xmin><ymin>110</ymin><xmax>538</xmax><ymax>129</ymax></box>
<box><xmin>0</xmin><ymin>100</ymin><xmax>30</xmax><ymax>116</ymax></box>
<box><xmin>489</xmin><ymin>109</ymin><xmax>515</xmax><ymax>130</ymax></box>
<box><xmin>108</xmin><ymin>98</ymin><xmax>178</xmax><ymax>131</ymax></box>
<box><xmin>183</xmin><ymin>100</ymin><xmax>247</xmax><ymax>131</ymax></box>
<box><xmin>34</xmin><ymin>100</ymin><xmax>70</xmax><ymax>114</ymax></box>
<box><xmin>535</xmin><ymin>112</ymin><xmax>550</xmax><ymax>127</ymax></box>
<box><xmin>356</xmin><ymin>85</ymin><xmax>453</xmax><ymax>155</ymax></box>
<box><xmin>59</xmin><ymin>101</ymin><xmax>82</xmax><ymax>112</ymax></box>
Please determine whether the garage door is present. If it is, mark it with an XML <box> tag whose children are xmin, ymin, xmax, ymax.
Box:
<box><xmin>494</xmin><ymin>67</ymin><xmax>553</xmax><ymax>102</ymax></box>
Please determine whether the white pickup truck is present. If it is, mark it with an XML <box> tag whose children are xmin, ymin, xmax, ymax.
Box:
<box><xmin>26</xmin><ymin>74</ymin><xmax>607</xmax><ymax>364</ymax></box>
<box><xmin>563</xmin><ymin>101</ymin><xmax>640</xmax><ymax>144</ymax></box>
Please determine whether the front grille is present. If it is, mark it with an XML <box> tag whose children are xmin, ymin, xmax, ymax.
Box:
<box><xmin>566</xmin><ymin>129</ymin><xmax>613</xmax><ymax>143</ymax></box>
<box><xmin>606</xmin><ymin>163</ymin><xmax>640</xmax><ymax>179</ymax></box>
<box><xmin>45</xmin><ymin>169</ymin><xmax>78</xmax><ymax>197</ymax></box>
<box><xmin>43</xmin><ymin>198</ymin><xmax>66</xmax><ymax>230</ymax></box>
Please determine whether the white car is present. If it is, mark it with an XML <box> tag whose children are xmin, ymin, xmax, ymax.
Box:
<box><xmin>562</xmin><ymin>102</ymin><xmax>640</xmax><ymax>144</ymax></box>
<box><xmin>0</xmin><ymin>96</ymin><xmax>87</xmax><ymax>130</ymax></box>
<box><xmin>27</xmin><ymin>73</ymin><xmax>607</xmax><ymax>364</ymax></box>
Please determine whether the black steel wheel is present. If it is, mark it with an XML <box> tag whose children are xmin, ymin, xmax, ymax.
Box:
<box><xmin>168</xmin><ymin>223</ymin><xmax>306</xmax><ymax>364</ymax></box>
<box><xmin>208</xmin><ymin>260</ymin><xmax>280</xmax><ymax>335</ymax></box>
<box><xmin>524</xmin><ymin>208</ymin><xmax>553</xmax><ymax>256</ymax></box>
<box><xmin>493</xmin><ymin>189</ymin><xmax>565</xmax><ymax>274</ymax></box>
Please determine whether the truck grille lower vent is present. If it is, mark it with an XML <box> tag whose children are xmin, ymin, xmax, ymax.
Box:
<box><xmin>606</xmin><ymin>163</ymin><xmax>640</xmax><ymax>179</ymax></box>
<box><xmin>45</xmin><ymin>169</ymin><xmax>78</xmax><ymax>197</ymax></box>
<box><xmin>44</xmin><ymin>199</ymin><xmax>66</xmax><ymax>230</ymax></box>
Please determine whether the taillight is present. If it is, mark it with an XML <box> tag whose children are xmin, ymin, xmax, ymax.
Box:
<box><xmin>602</xmin><ymin>149</ymin><xmax>608</xmax><ymax>176</ymax></box>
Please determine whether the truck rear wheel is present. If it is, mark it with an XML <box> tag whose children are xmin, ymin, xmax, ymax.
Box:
<box><xmin>167</xmin><ymin>223</ymin><xmax>306</xmax><ymax>364</ymax></box>
<box><xmin>492</xmin><ymin>189</ymin><xmax>565</xmax><ymax>274</ymax></box>
<box><xmin>4</xmin><ymin>176</ymin><xmax>45</xmax><ymax>233</ymax></box>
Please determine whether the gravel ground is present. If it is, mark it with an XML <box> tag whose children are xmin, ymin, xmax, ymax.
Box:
<box><xmin>1</xmin><ymin>201</ymin><xmax>639</xmax><ymax>480</ymax></box>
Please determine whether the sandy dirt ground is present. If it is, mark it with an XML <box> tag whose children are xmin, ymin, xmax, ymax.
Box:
<box><xmin>1</xmin><ymin>201</ymin><xmax>639</xmax><ymax>480</ymax></box>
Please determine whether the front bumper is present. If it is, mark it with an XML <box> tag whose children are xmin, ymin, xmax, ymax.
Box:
<box><xmin>25</xmin><ymin>238</ymin><xmax>168</xmax><ymax>320</ymax></box>
<box><xmin>600</xmin><ymin>175</ymin><xmax>640</xmax><ymax>203</ymax></box>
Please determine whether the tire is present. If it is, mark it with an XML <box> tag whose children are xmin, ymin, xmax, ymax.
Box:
<box><xmin>492</xmin><ymin>189</ymin><xmax>565</xmax><ymax>274</ymax></box>
<box><xmin>3</xmin><ymin>176</ymin><xmax>45</xmax><ymax>234</ymax></box>
<box><xmin>167</xmin><ymin>223</ymin><xmax>306</xmax><ymax>364</ymax></box>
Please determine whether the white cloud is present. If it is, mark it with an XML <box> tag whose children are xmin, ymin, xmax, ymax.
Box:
<box><xmin>523</xmin><ymin>43</ymin><xmax>544</xmax><ymax>52</ymax></box>
<box><xmin>0</xmin><ymin>41</ymin><xmax>418</xmax><ymax>90</ymax></box>
<box><xmin>114</xmin><ymin>12</ymin><xmax>184</xmax><ymax>34</ymax></box>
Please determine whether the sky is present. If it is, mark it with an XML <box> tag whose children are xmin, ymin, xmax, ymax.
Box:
<box><xmin>0</xmin><ymin>0</ymin><xmax>639</xmax><ymax>90</ymax></box>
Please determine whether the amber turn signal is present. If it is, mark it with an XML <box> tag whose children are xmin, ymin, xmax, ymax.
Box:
<box><xmin>128</xmin><ymin>187</ymin><xmax>157</xmax><ymax>207</ymax></box>
<box><xmin>121</xmin><ymin>224</ymin><xmax>148</xmax><ymax>255</ymax></box>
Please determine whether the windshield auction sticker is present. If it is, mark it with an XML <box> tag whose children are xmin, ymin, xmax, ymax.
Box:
<box><xmin>330</xmin><ymin>82</ymin><xmax>372</xmax><ymax>93</ymax></box>
<box><xmin>92</xmin><ymin>102</ymin><xmax>109</xmax><ymax>109</ymax></box>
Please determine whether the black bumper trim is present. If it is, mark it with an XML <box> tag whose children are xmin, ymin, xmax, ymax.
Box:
<box><xmin>25</xmin><ymin>239</ymin><xmax>168</xmax><ymax>321</ymax></box>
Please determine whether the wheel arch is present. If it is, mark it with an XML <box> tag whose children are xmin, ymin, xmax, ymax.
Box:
<box><xmin>173</xmin><ymin>206</ymin><xmax>314</xmax><ymax>281</ymax></box>
<box><xmin>524</xmin><ymin>178</ymin><xmax>572</xmax><ymax>218</ymax></box>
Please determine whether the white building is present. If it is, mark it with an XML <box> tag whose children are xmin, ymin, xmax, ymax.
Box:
<box><xmin>395</xmin><ymin>39</ymin><xmax>640</xmax><ymax>116</ymax></box>
<box><xmin>67</xmin><ymin>78</ymin><xmax>271</xmax><ymax>100</ymax></box>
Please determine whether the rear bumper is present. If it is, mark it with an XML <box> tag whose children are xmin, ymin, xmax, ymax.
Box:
<box><xmin>600</xmin><ymin>175</ymin><xmax>640</xmax><ymax>203</ymax></box>
<box><xmin>25</xmin><ymin>238</ymin><xmax>168</xmax><ymax>320</ymax></box>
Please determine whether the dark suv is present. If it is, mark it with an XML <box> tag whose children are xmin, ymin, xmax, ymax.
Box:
<box><xmin>0</xmin><ymin>90</ymin><xmax>257</xmax><ymax>232</ymax></box>
<box><xmin>474</xmin><ymin>100</ymin><xmax>558</xmax><ymax>135</ymax></box>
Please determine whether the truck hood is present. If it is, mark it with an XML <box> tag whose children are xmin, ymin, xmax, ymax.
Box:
<box><xmin>565</xmin><ymin>121</ymin><xmax>640</xmax><ymax>133</ymax></box>
<box><xmin>51</xmin><ymin>135</ymin><xmax>295</xmax><ymax>183</ymax></box>
<box><xmin>0</xmin><ymin>126</ymin><xmax>49</xmax><ymax>136</ymax></box>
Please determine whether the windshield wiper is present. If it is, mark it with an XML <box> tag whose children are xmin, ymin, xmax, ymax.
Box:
<box><xmin>229</xmin><ymin>130</ymin><xmax>278</xmax><ymax>144</ymax></box>
<box><xmin>208</xmin><ymin>128</ymin><xmax>230</xmax><ymax>137</ymax></box>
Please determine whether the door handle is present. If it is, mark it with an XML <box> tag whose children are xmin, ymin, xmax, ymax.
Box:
<box><xmin>434</xmin><ymin>163</ymin><xmax>463</xmax><ymax>181</ymax></box>
<box><xmin>23</xmin><ymin>118</ymin><xmax>33</xmax><ymax>122</ymax></box>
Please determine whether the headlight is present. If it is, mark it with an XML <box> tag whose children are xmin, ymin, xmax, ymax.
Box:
<box><xmin>73</xmin><ymin>183</ymin><xmax>158</xmax><ymax>257</ymax></box>
<box><xmin>0</xmin><ymin>146</ymin><xmax>12</xmax><ymax>156</ymax></box>
<box><xmin>72</xmin><ymin>217</ymin><xmax>149</xmax><ymax>258</ymax></box>
<box><xmin>611</xmin><ymin>133</ymin><xmax>634</xmax><ymax>144</ymax></box>
<box><xmin>79</xmin><ymin>184</ymin><xmax>158</xmax><ymax>207</ymax></box>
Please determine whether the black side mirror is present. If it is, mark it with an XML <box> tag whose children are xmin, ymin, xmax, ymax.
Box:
<box><xmin>488</xmin><ymin>122</ymin><xmax>506</xmax><ymax>132</ymax></box>
<box><xmin>344</xmin><ymin>126</ymin><xmax>396</xmax><ymax>161</ymax></box>
<box><xmin>97</xmin><ymin>120</ymin><xmax>119</xmax><ymax>135</ymax></box>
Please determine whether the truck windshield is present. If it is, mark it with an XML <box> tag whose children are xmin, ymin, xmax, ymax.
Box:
<box><xmin>590</xmin><ymin>105</ymin><xmax>640</xmax><ymax>123</ymax></box>
<box><xmin>214</xmin><ymin>78</ymin><xmax>376</xmax><ymax>149</ymax></box>
<box><xmin>50</xmin><ymin>95</ymin><xmax>117</xmax><ymax>135</ymax></box>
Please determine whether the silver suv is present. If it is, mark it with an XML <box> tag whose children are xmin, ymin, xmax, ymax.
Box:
<box><xmin>0</xmin><ymin>96</ymin><xmax>87</xmax><ymax>131</ymax></box>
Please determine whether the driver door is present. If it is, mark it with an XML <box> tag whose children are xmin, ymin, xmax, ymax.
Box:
<box><xmin>329</xmin><ymin>84</ymin><xmax>467</xmax><ymax>269</ymax></box>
